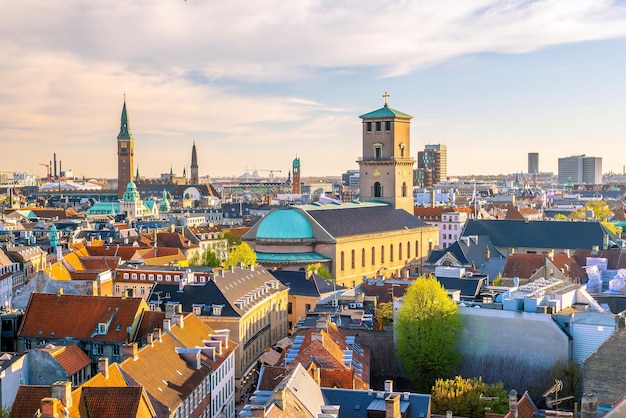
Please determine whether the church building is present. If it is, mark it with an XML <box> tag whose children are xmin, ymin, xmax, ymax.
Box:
<box><xmin>243</xmin><ymin>95</ymin><xmax>437</xmax><ymax>287</ymax></box>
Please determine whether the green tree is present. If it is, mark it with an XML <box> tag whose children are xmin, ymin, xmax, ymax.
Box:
<box><xmin>375</xmin><ymin>301</ymin><xmax>394</xmax><ymax>330</ymax></box>
<box><xmin>585</xmin><ymin>200</ymin><xmax>613</xmax><ymax>222</ymax></box>
<box><xmin>0</xmin><ymin>405</ymin><xmax>10</xmax><ymax>418</ymax></box>
<box><xmin>223</xmin><ymin>230</ymin><xmax>242</xmax><ymax>249</ymax></box>
<box><xmin>202</xmin><ymin>248</ymin><xmax>220</xmax><ymax>267</ymax></box>
<box><xmin>396</xmin><ymin>276</ymin><xmax>462</xmax><ymax>392</ymax></box>
<box><xmin>307</xmin><ymin>263</ymin><xmax>333</xmax><ymax>281</ymax></box>
<box><xmin>553</xmin><ymin>213</ymin><xmax>567</xmax><ymax>220</ymax></box>
<box><xmin>431</xmin><ymin>376</ymin><xmax>508</xmax><ymax>418</ymax></box>
<box><xmin>224</xmin><ymin>242</ymin><xmax>256</xmax><ymax>269</ymax></box>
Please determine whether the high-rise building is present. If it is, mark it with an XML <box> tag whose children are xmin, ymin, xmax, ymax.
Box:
<box><xmin>190</xmin><ymin>140</ymin><xmax>199</xmax><ymax>184</ymax></box>
<box><xmin>528</xmin><ymin>152</ymin><xmax>539</xmax><ymax>175</ymax></box>
<box><xmin>358</xmin><ymin>92</ymin><xmax>415</xmax><ymax>213</ymax></box>
<box><xmin>416</xmin><ymin>144</ymin><xmax>447</xmax><ymax>188</ymax></box>
<box><xmin>117</xmin><ymin>98</ymin><xmax>135</xmax><ymax>198</ymax></box>
<box><xmin>558</xmin><ymin>155</ymin><xmax>602</xmax><ymax>185</ymax></box>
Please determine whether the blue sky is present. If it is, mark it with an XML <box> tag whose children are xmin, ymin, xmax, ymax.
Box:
<box><xmin>1</xmin><ymin>1</ymin><xmax>626</xmax><ymax>180</ymax></box>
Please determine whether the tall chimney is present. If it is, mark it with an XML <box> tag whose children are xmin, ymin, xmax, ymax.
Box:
<box><xmin>51</xmin><ymin>381</ymin><xmax>72</xmax><ymax>407</ymax></box>
<box><xmin>59</xmin><ymin>161</ymin><xmax>62</xmax><ymax>178</ymax></box>
<box><xmin>98</xmin><ymin>357</ymin><xmax>109</xmax><ymax>379</ymax></box>
<box><xmin>122</xmin><ymin>343</ymin><xmax>139</xmax><ymax>361</ymax></box>
<box><xmin>581</xmin><ymin>393</ymin><xmax>598</xmax><ymax>418</ymax></box>
<box><xmin>39</xmin><ymin>398</ymin><xmax>62</xmax><ymax>418</ymax></box>
<box><xmin>508</xmin><ymin>389</ymin><xmax>518</xmax><ymax>417</ymax></box>
<box><xmin>384</xmin><ymin>380</ymin><xmax>393</xmax><ymax>393</ymax></box>
<box><xmin>385</xmin><ymin>393</ymin><xmax>401</xmax><ymax>418</ymax></box>
<box><xmin>54</xmin><ymin>153</ymin><xmax>57</xmax><ymax>179</ymax></box>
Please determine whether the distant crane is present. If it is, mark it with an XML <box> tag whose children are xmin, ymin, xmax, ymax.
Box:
<box><xmin>257</xmin><ymin>169</ymin><xmax>282</xmax><ymax>180</ymax></box>
<box><xmin>39</xmin><ymin>163</ymin><xmax>51</xmax><ymax>182</ymax></box>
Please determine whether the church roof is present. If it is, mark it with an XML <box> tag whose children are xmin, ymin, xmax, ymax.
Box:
<box><xmin>256</xmin><ymin>252</ymin><xmax>331</xmax><ymax>264</ymax></box>
<box><xmin>256</xmin><ymin>209</ymin><xmax>314</xmax><ymax>240</ymax></box>
<box><xmin>359</xmin><ymin>106</ymin><xmax>412</xmax><ymax>119</ymax></box>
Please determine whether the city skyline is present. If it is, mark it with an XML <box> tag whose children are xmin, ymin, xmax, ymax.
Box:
<box><xmin>2</xmin><ymin>1</ymin><xmax>626</xmax><ymax>180</ymax></box>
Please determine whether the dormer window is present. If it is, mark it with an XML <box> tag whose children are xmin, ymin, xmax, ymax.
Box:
<box><xmin>212</xmin><ymin>305</ymin><xmax>224</xmax><ymax>316</ymax></box>
<box><xmin>192</xmin><ymin>305</ymin><xmax>203</xmax><ymax>316</ymax></box>
<box><xmin>98</xmin><ymin>323</ymin><xmax>107</xmax><ymax>334</ymax></box>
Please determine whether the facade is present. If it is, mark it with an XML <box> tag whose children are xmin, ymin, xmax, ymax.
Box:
<box><xmin>358</xmin><ymin>93</ymin><xmax>415</xmax><ymax>214</ymax></box>
<box><xmin>414</xmin><ymin>207</ymin><xmax>471</xmax><ymax>250</ymax></box>
<box><xmin>148</xmin><ymin>265</ymin><xmax>289</xmax><ymax>390</ymax></box>
<box><xmin>417</xmin><ymin>144</ymin><xmax>448</xmax><ymax>188</ymax></box>
<box><xmin>243</xmin><ymin>202</ymin><xmax>438</xmax><ymax>287</ymax></box>
<box><xmin>117</xmin><ymin>98</ymin><xmax>135</xmax><ymax>199</ymax></box>
<box><xmin>558</xmin><ymin>154</ymin><xmax>602</xmax><ymax>186</ymax></box>
<box><xmin>0</xmin><ymin>352</ymin><xmax>27</xmax><ymax>409</ymax></box>
<box><xmin>528</xmin><ymin>152</ymin><xmax>539</xmax><ymax>175</ymax></box>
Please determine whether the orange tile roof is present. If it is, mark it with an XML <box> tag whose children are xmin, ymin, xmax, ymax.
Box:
<box><xmin>84</xmin><ymin>363</ymin><xmax>129</xmax><ymax>387</ymax></box>
<box><xmin>504</xmin><ymin>391</ymin><xmax>538</xmax><ymax>418</ymax></box>
<box><xmin>19</xmin><ymin>293</ymin><xmax>149</xmax><ymax>343</ymax></box>
<box><xmin>52</xmin><ymin>344</ymin><xmax>92</xmax><ymax>376</ymax></box>
<box><xmin>80</xmin><ymin>386</ymin><xmax>153</xmax><ymax>417</ymax></box>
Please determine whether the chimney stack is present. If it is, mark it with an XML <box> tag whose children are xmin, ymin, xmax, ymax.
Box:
<box><xmin>312</xmin><ymin>367</ymin><xmax>321</xmax><ymax>385</ymax></box>
<box><xmin>51</xmin><ymin>381</ymin><xmax>72</xmax><ymax>408</ymax></box>
<box><xmin>122</xmin><ymin>343</ymin><xmax>139</xmax><ymax>361</ymax></box>
<box><xmin>39</xmin><ymin>398</ymin><xmax>62</xmax><ymax>418</ymax></box>
<box><xmin>98</xmin><ymin>357</ymin><xmax>109</xmax><ymax>379</ymax></box>
<box><xmin>251</xmin><ymin>405</ymin><xmax>266</xmax><ymax>417</ymax></box>
<box><xmin>163</xmin><ymin>318</ymin><xmax>171</xmax><ymax>331</ymax></box>
<box><xmin>581</xmin><ymin>393</ymin><xmax>598</xmax><ymax>418</ymax></box>
<box><xmin>385</xmin><ymin>393</ymin><xmax>401</xmax><ymax>418</ymax></box>
<box><xmin>384</xmin><ymin>380</ymin><xmax>393</xmax><ymax>393</ymax></box>
<box><xmin>508</xmin><ymin>389</ymin><xmax>518</xmax><ymax>417</ymax></box>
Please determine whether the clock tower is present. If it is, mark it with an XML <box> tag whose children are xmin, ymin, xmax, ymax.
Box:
<box><xmin>117</xmin><ymin>97</ymin><xmax>135</xmax><ymax>199</ymax></box>
<box><xmin>357</xmin><ymin>92</ymin><xmax>415</xmax><ymax>213</ymax></box>
<box><xmin>292</xmin><ymin>157</ymin><xmax>301</xmax><ymax>194</ymax></box>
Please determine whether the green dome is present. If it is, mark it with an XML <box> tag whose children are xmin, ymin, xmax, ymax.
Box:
<box><xmin>256</xmin><ymin>209</ymin><xmax>313</xmax><ymax>240</ymax></box>
<box><xmin>292</xmin><ymin>157</ymin><xmax>300</xmax><ymax>168</ymax></box>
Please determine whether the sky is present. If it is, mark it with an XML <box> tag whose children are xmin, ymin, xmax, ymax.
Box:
<box><xmin>2</xmin><ymin>0</ymin><xmax>626</xmax><ymax>180</ymax></box>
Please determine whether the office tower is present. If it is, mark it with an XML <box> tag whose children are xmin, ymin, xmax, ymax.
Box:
<box><xmin>528</xmin><ymin>153</ymin><xmax>539</xmax><ymax>175</ymax></box>
<box><xmin>417</xmin><ymin>144</ymin><xmax>447</xmax><ymax>188</ymax></box>
<box><xmin>558</xmin><ymin>155</ymin><xmax>602</xmax><ymax>185</ymax></box>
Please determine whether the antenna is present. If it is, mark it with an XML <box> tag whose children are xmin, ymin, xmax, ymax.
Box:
<box><xmin>543</xmin><ymin>379</ymin><xmax>574</xmax><ymax>410</ymax></box>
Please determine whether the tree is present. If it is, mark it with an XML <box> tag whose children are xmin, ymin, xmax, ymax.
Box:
<box><xmin>307</xmin><ymin>263</ymin><xmax>333</xmax><ymax>281</ymax></box>
<box><xmin>224</xmin><ymin>242</ymin><xmax>256</xmax><ymax>269</ymax></box>
<box><xmin>222</xmin><ymin>230</ymin><xmax>242</xmax><ymax>248</ymax></box>
<box><xmin>375</xmin><ymin>301</ymin><xmax>394</xmax><ymax>330</ymax></box>
<box><xmin>202</xmin><ymin>248</ymin><xmax>220</xmax><ymax>268</ymax></box>
<box><xmin>431</xmin><ymin>376</ymin><xmax>508</xmax><ymax>418</ymax></box>
<box><xmin>547</xmin><ymin>360</ymin><xmax>582</xmax><ymax>408</ymax></box>
<box><xmin>396</xmin><ymin>276</ymin><xmax>462</xmax><ymax>392</ymax></box>
<box><xmin>553</xmin><ymin>213</ymin><xmax>567</xmax><ymax>220</ymax></box>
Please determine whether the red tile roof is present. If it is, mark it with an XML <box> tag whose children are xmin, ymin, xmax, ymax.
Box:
<box><xmin>53</xmin><ymin>344</ymin><xmax>92</xmax><ymax>376</ymax></box>
<box><xmin>9</xmin><ymin>385</ymin><xmax>50</xmax><ymax>418</ymax></box>
<box><xmin>19</xmin><ymin>293</ymin><xmax>149</xmax><ymax>343</ymax></box>
<box><xmin>80</xmin><ymin>386</ymin><xmax>153</xmax><ymax>417</ymax></box>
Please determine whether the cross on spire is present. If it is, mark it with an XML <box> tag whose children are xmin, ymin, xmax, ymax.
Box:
<box><xmin>383</xmin><ymin>91</ymin><xmax>390</xmax><ymax>107</ymax></box>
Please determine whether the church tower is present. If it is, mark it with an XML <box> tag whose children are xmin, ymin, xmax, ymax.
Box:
<box><xmin>358</xmin><ymin>92</ymin><xmax>415</xmax><ymax>213</ymax></box>
<box><xmin>292</xmin><ymin>157</ymin><xmax>301</xmax><ymax>194</ymax></box>
<box><xmin>190</xmin><ymin>140</ymin><xmax>199</xmax><ymax>184</ymax></box>
<box><xmin>117</xmin><ymin>97</ymin><xmax>135</xmax><ymax>199</ymax></box>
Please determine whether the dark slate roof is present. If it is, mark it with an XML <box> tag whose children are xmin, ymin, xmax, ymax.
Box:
<box><xmin>462</xmin><ymin>219</ymin><xmax>619</xmax><ymax>250</ymax></box>
<box><xmin>321</xmin><ymin>387</ymin><xmax>430</xmax><ymax>418</ymax></box>
<box><xmin>150</xmin><ymin>266</ymin><xmax>286</xmax><ymax>318</ymax></box>
<box><xmin>436</xmin><ymin>277</ymin><xmax>485</xmax><ymax>299</ymax></box>
<box><xmin>270</xmin><ymin>270</ymin><xmax>343</xmax><ymax>297</ymax></box>
<box><xmin>428</xmin><ymin>235</ymin><xmax>502</xmax><ymax>267</ymax></box>
<box><xmin>305</xmin><ymin>205</ymin><xmax>428</xmax><ymax>238</ymax></box>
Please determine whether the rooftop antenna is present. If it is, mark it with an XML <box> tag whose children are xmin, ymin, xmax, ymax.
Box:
<box><xmin>543</xmin><ymin>379</ymin><xmax>574</xmax><ymax>412</ymax></box>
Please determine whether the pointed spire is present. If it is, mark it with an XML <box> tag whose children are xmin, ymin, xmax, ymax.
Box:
<box><xmin>117</xmin><ymin>96</ymin><xmax>133</xmax><ymax>140</ymax></box>
<box><xmin>170</xmin><ymin>165</ymin><xmax>173</xmax><ymax>176</ymax></box>
<box><xmin>191</xmin><ymin>140</ymin><xmax>198</xmax><ymax>168</ymax></box>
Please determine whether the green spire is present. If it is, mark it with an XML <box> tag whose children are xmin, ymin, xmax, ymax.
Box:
<box><xmin>117</xmin><ymin>96</ymin><xmax>133</xmax><ymax>140</ymax></box>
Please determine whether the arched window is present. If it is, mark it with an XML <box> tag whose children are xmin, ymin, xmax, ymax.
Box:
<box><xmin>415</xmin><ymin>241</ymin><xmax>419</xmax><ymax>258</ymax></box>
<box><xmin>407</xmin><ymin>241</ymin><xmax>411</xmax><ymax>259</ymax></box>
<box><xmin>351</xmin><ymin>250</ymin><xmax>355</xmax><ymax>269</ymax></box>
<box><xmin>402</xmin><ymin>182</ymin><xmax>407</xmax><ymax>197</ymax></box>
<box><xmin>381</xmin><ymin>245</ymin><xmax>385</xmax><ymax>263</ymax></box>
<box><xmin>340</xmin><ymin>251</ymin><xmax>345</xmax><ymax>271</ymax></box>
<box><xmin>374</xmin><ymin>182</ymin><xmax>382</xmax><ymax>198</ymax></box>
<box><xmin>390</xmin><ymin>244</ymin><xmax>394</xmax><ymax>262</ymax></box>
<box><xmin>371</xmin><ymin>247</ymin><xmax>375</xmax><ymax>266</ymax></box>
<box><xmin>399</xmin><ymin>243</ymin><xmax>403</xmax><ymax>260</ymax></box>
<box><xmin>361</xmin><ymin>248</ymin><xmax>366</xmax><ymax>267</ymax></box>
<box><xmin>443</xmin><ymin>260</ymin><xmax>453</xmax><ymax>267</ymax></box>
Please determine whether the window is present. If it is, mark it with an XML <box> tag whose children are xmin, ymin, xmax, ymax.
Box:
<box><xmin>381</xmin><ymin>245</ymin><xmax>385</xmax><ymax>263</ymax></box>
<box><xmin>92</xmin><ymin>343</ymin><xmax>104</xmax><ymax>356</ymax></box>
<box><xmin>402</xmin><ymin>182</ymin><xmax>407</xmax><ymax>197</ymax></box>
<box><xmin>390</xmin><ymin>244</ymin><xmax>394</xmax><ymax>262</ymax></box>
<box><xmin>166</xmin><ymin>275</ymin><xmax>172</xmax><ymax>282</ymax></box>
<box><xmin>288</xmin><ymin>302</ymin><xmax>292</xmax><ymax>314</ymax></box>
<box><xmin>399</xmin><ymin>243</ymin><xmax>402</xmax><ymax>260</ymax></box>
<box><xmin>376</xmin><ymin>121</ymin><xmax>381</xmax><ymax>131</ymax></box>
<box><xmin>340</xmin><ymin>251</ymin><xmax>345</xmax><ymax>271</ymax></box>
<box><xmin>157</xmin><ymin>274</ymin><xmax>163</xmax><ymax>281</ymax></box>
<box><xmin>148</xmin><ymin>274</ymin><xmax>154</xmax><ymax>281</ymax></box>
<box><xmin>123</xmin><ymin>273</ymin><xmax>129</xmax><ymax>280</ymax></box>
<box><xmin>115</xmin><ymin>284</ymin><xmax>120</xmax><ymax>294</ymax></box>
<box><xmin>140</xmin><ymin>274</ymin><xmax>146</xmax><ymax>280</ymax></box>
<box><xmin>113</xmin><ymin>345</ymin><xmax>120</xmax><ymax>356</ymax></box>
<box><xmin>351</xmin><ymin>250</ymin><xmax>355</xmax><ymax>269</ymax></box>
<box><xmin>305</xmin><ymin>304</ymin><xmax>311</xmax><ymax>312</ymax></box>
<box><xmin>371</xmin><ymin>247</ymin><xmax>375</xmax><ymax>266</ymax></box>
<box><xmin>131</xmin><ymin>273</ymin><xmax>137</xmax><ymax>280</ymax></box>
<box><xmin>375</xmin><ymin>147</ymin><xmax>382</xmax><ymax>160</ymax></box>
<box><xmin>174</xmin><ymin>275</ymin><xmax>180</xmax><ymax>282</ymax></box>
<box><xmin>361</xmin><ymin>248</ymin><xmax>366</xmax><ymax>267</ymax></box>
<box><xmin>407</xmin><ymin>242</ymin><xmax>410</xmax><ymax>259</ymax></box>
<box><xmin>415</xmin><ymin>241</ymin><xmax>419</xmax><ymax>257</ymax></box>
<box><xmin>366</xmin><ymin>122</ymin><xmax>372</xmax><ymax>132</ymax></box>
<box><xmin>140</xmin><ymin>286</ymin><xmax>145</xmax><ymax>295</ymax></box>
<box><xmin>385</xmin><ymin>121</ymin><xmax>391</xmax><ymax>131</ymax></box>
